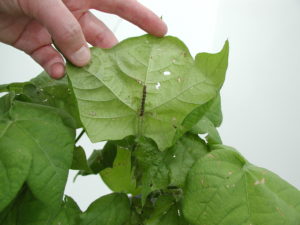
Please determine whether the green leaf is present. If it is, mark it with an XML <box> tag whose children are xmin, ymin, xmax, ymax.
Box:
<box><xmin>52</xmin><ymin>196</ymin><xmax>82</xmax><ymax>225</ymax></box>
<box><xmin>100</xmin><ymin>146</ymin><xmax>138</xmax><ymax>194</ymax></box>
<box><xmin>0</xmin><ymin>100</ymin><xmax>75</xmax><ymax>210</ymax></box>
<box><xmin>145</xmin><ymin>195</ymin><xmax>177</xmax><ymax>225</ymax></box>
<box><xmin>0</xmin><ymin>82</ymin><xmax>31</xmax><ymax>94</ymax></box>
<box><xmin>133</xmin><ymin>137</ymin><xmax>168</xmax><ymax>203</ymax></box>
<box><xmin>0</xmin><ymin>71</ymin><xmax>81</xmax><ymax>128</ymax></box>
<box><xmin>76</xmin><ymin>150</ymin><xmax>103</xmax><ymax>177</ymax></box>
<box><xmin>28</xmin><ymin>71</ymin><xmax>81</xmax><ymax>128</ymax></box>
<box><xmin>77</xmin><ymin>136</ymin><xmax>136</xmax><ymax>177</ymax></box>
<box><xmin>202</xmin><ymin>94</ymin><xmax>222</xmax><ymax>127</ymax></box>
<box><xmin>67</xmin><ymin>35</ymin><xmax>229</xmax><ymax>150</ymax></box>
<box><xmin>141</xmin><ymin>194</ymin><xmax>190</xmax><ymax>225</ymax></box>
<box><xmin>183</xmin><ymin>149</ymin><xmax>300</xmax><ymax>225</ymax></box>
<box><xmin>0</xmin><ymin>188</ymin><xmax>81</xmax><ymax>225</ymax></box>
<box><xmin>124</xmin><ymin>210</ymin><xmax>143</xmax><ymax>225</ymax></box>
<box><xmin>134</xmin><ymin>133</ymin><xmax>209</xmax><ymax>203</ymax></box>
<box><xmin>174</xmin><ymin>94</ymin><xmax>222</xmax><ymax>142</ymax></box>
<box><xmin>164</xmin><ymin>133</ymin><xmax>209</xmax><ymax>187</ymax></box>
<box><xmin>190</xmin><ymin>116</ymin><xmax>222</xmax><ymax>145</ymax></box>
<box><xmin>0</xmin><ymin>94</ymin><xmax>14</xmax><ymax>116</ymax></box>
<box><xmin>0</xmin><ymin>189</ymin><xmax>57</xmax><ymax>225</ymax></box>
<box><xmin>81</xmin><ymin>193</ymin><xmax>131</xmax><ymax>225</ymax></box>
<box><xmin>71</xmin><ymin>146</ymin><xmax>90</xmax><ymax>171</ymax></box>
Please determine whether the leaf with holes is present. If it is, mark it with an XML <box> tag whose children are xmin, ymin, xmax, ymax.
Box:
<box><xmin>134</xmin><ymin>133</ymin><xmax>209</xmax><ymax>203</ymax></box>
<box><xmin>182</xmin><ymin>149</ymin><xmax>300</xmax><ymax>225</ymax></box>
<box><xmin>67</xmin><ymin>35</ymin><xmax>228</xmax><ymax>150</ymax></box>
<box><xmin>190</xmin><ymin>116</ymin><xmax>222</xmax><ymax>145</ymax></box>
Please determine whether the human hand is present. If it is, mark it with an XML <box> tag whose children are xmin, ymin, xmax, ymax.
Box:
<box><xmin>0</xmin><ymin>0</ymin><xmax>167</xmax><ymax>79</ymax></box>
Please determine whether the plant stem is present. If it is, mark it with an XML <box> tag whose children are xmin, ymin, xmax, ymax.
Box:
<box><xmin>75</xmin><ymin>129</ymin><xmax>85</xmax><ymax>144</ymax></box>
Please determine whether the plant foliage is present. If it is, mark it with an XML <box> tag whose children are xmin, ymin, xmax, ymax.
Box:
<box><xmin>0</xmin><ymin>34</ymin><xmax>299</xmax><ymax>224</ymax></box>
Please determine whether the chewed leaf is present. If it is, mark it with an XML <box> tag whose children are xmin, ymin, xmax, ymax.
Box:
<box><xmin>67</xmin><ymin>35</ymin><xmax>229</xmax><ymax>150</ymax></box>
<box><xmin>190</xmin><ymin>116</ymin><xmax>222</xmax><ymax>145</ymax></box>
<box><xmin>182</xmin><ymin>149</ymin><xmax>300</xmax><ymax>225</ymax></box>
<box><xmin>134</xmin><ymin>133</ymin><xmax>209</xmax><ymax>203</ymax></box>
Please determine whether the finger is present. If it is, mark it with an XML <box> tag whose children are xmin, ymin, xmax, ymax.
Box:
<box><xmin>23</xmin><ymin>0</ymin><xmax>90</xmax><ymax>66</ymax></box>
<box><xmin>30</xmin><ymin>45</ymin><xmax>65</xmax><ymax>79</ymax></box>
<box><xmin>91</xmin><ymin>0</ymin><xmax>167</xmax><ymax>37</ymax></box>
<box><xmin>8</xmin><ymin>20</ymin><xmax>65</xmax><ymax>78</ymax></box>
<box><xmin>78</xmin><ymin>11</ymin><xmax>118</xmax><ymax>48</ymax></box>
<box><xmin>0</xmin><ymin>13</ymin><xmax>31</xmax><ymax>44</ymax></box>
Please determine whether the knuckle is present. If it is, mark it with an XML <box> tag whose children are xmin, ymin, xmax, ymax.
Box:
<box><xmin>113</xmin><ymin>1</ymin><xmax>128</xmax><ymax>14</ymax></box>
<box><xmin>95</xmin><ymin>32</ymin><xmax>106</xmax><ymax>44</ymax></box>
<box><xmin>60</xmin><ymin>23</ymin><xmax>81</xmax><ymax>42</ymax></box>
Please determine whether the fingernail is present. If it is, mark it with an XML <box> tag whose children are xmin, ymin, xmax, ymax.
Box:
<box><xmin>71</xmin><ymin>46</ymin><xmax>91</xmax><ymax>66</ymax></box>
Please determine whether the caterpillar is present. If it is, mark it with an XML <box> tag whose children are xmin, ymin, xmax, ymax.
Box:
<box><xmin>139</xmin><ymin>85</ymin><xmax>146</xmax><ymax>117</ymax></box>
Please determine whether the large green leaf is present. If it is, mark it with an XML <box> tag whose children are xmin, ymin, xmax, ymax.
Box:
<box><xmin>183</xmin><ymin>149</ymin><xmax>300</xmax><ymax>225</ymax></box>
<box><xmin>67</xmin><ymin>35</ymin><xmax>229</xmax><ymax>150</ymax></box>
<box><xmin>81</xmin><ymin>193</ymin><xmax>131</xmax><ymax>225</ymax></box>
<box><xmin>0</xmin><ymin>100</ymin><xmax>75</xmax><ymax>210</ymax></box>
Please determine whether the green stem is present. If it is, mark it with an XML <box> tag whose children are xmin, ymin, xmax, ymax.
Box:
<box><xmin>75</xmin><ymin>129</ymin><xmax>85</xmax><ymax>144</ymax></box>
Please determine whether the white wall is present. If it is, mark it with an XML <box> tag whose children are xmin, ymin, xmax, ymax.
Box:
<box><xmin>214</xmin><ymin>0</ymin><xmax>300</xmax><ymax>191</ymax></box>
<box><xmin>0</xmin><ymin>0</ymin><xmax>299</xmax><ymax>210</ymax></box>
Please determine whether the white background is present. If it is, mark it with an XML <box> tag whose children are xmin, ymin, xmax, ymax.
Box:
<box><xmin>0</xmin><ymin>0</ymin><xmax>299</xmax><ymax>210</ymax></box>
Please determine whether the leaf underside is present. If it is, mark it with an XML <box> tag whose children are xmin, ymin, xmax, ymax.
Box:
<box><xmin>67</xmin><ymin>35</ymin><xmax>229</xmax><ymax>150</ymax></box>
<box><xmin>2</xmin><ymin>34</ymin><xmax>300</xmax><ymax>225</ymax></box>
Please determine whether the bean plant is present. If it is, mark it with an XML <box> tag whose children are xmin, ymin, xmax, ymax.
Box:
<box><xmin>0</xmin><ymin>35</ymin><xmax>299</xmax><ymax>225</ymax></box>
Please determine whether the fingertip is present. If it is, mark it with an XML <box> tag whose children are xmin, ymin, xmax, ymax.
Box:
<box><xmin>49</xmin><ymin>62</ymin><xmax>65</xmax><ymax>79</ymax></box>
<box><xmin>69</xmin><ymin>45</ymin><xmax>91</xmax><ymax>67</ymax></box>
<box><xmin>155</xmin><ymin>20</ymin><xmax>168</xmax><ymax>37</ymax></box>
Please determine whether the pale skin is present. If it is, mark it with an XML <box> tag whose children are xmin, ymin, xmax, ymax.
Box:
<box><xmin>0</xmin><ymin>0</ymin><xmax>167</xmax><ymax>79</ymax></box>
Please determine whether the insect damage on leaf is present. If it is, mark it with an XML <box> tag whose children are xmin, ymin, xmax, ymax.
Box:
<box><xmin>2</xmin><ymin>34</ymin><xmax>299</xmax><ymax>225</ymax></box>
<box><xmin>67</xmin><ymin>34</ymin><xmax>229</xmax><ymax>150</ymax></box>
